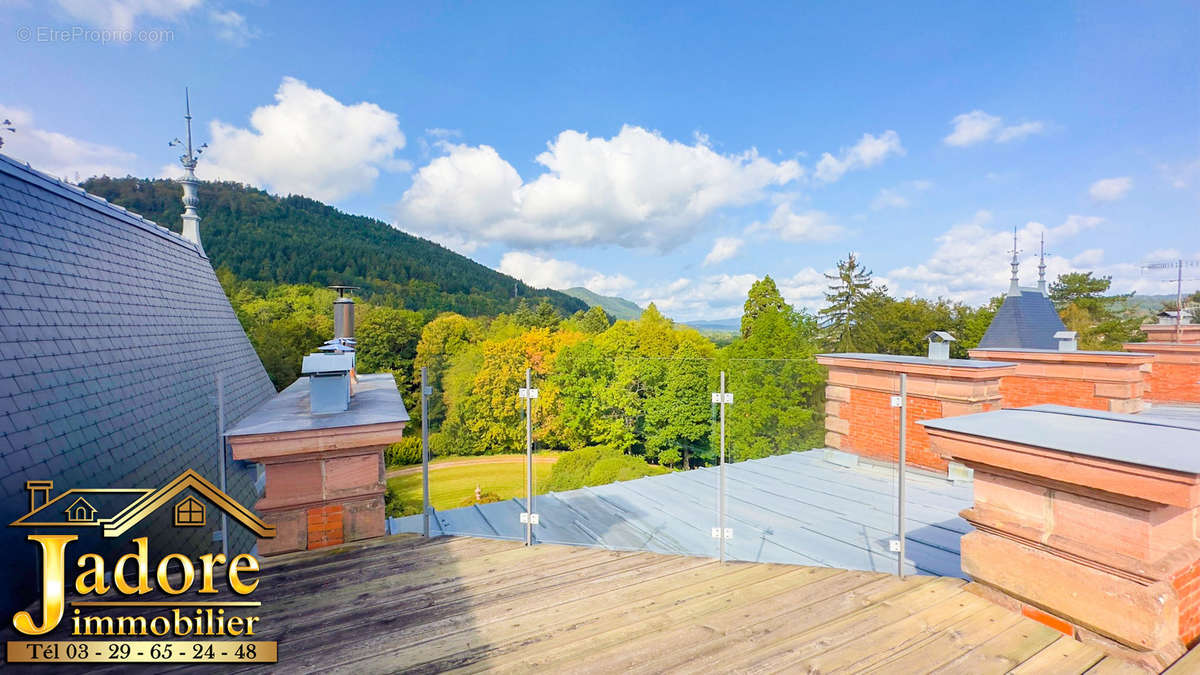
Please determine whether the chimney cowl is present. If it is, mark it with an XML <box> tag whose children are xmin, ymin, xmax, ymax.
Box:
<box><xmin>925</xmin><ymin>330</ymin><xmax>957</xmax><ymax>360</ymax></box>
<box><xmin>1054</xmin><ymin>330</ymin><xmax>1078</xmax><ymax>352</ymax></box>
<box><xmin>329</xmin><ymin>286</ymin><xmax>359</xmax><ymax>339</ymax></box>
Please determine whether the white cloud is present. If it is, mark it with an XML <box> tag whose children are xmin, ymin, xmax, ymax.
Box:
<box><xmin>887</xmin><ymin>212</ymin><xmax>1103</xmax><ymax>304</ymax></box>
<box><xmin>210</xmin><ymin>9</ymin><xmax>258</xmax><ymax>45</ymax></box>
<box><xmin>637</xmin><ymin>273</ymin><xmax>759</xmax><ymax>321</ymax></box>
<box><xmin>498</xmin><ymin>251</ymin><xmax>635</xmax><ymax>297</ymax></box>
<box><xmin>944</xmin><ymin>110</ymin><xmax>1047</xmax><ymax>147</ymax></box>
<box><xmin>871</xmin><ymin>188</ymin><xmax>908</xmax><ymax>210</ymax></box>
<box><xmin>1071</xmin><ymin>248</ymin><xmax>1104</xmax><ymax>267</ymax></box>
<box><xmin>1159</xmin><ymin>157</ymin><xmax>1200</xmax><ymax>189</ymax></box>
<box><xmin>0</xmin><ymin>104</ymin><xmax>136</xmax><ymax>180</ymax></box>
<box><xmin>1088</xmin><ymin>176</ymin><xmax>1132</xmax><ymax>201</ymax></box>
<box><xmin>871</xmin><ymin>179</ymin><xmax>933</xmax><ymax>210</ymax></box>
<box><xmin>633</xmin><ymin>267</ymin><xmax>829</xmax><ymax>321</ymax></box>
<box><xmin>703</xmin><ymin>237</ymin><xmax>743</xmax><ymax>266</ymax></box>
<box><xmin>747</xmin><ymin>203</ymin><xmax>843</xmax><ymax>242</ymax></box>
<box><xmin>167</xmin><ymin>77</ymin><xmax>408</xmax><ymax>202</ymax></box>
<box><xmin>814</xmin><ymin>130</ymin><xmax>904</xmax><ymax>182</ymax></box>
<box><xmin>399</xmin><ymin>125</ymin><xmax>803</xmax><ymax>251</ymax></box>
<box><xmin>996</xmin><ymin>121</ymin><xmax>1045</xmax><ymax>143</ymax></box>
<box><xmin>55</xmin><ymin>0</ymin><xmax>201</xmax><ymax>32</ymax></box>
<box><xmin>776</xmin><ymin>268</ymin><xmax>828</xmax><ymax>312</ymax></box>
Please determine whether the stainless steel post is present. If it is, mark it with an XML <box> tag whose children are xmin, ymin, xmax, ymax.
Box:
<box><xmin>898</xmin><ymin>372</ymin><xmax>907</xmax><ymax>578</ymax></box>
<box><xmin>719</xmin><ymin>370</ymin><xmax>727</xmax><ymax>564</ymax></box>
<box><xmin>525</xmin><ymin>367</ymin><xmax>534</xmax><ymax>546</ymax></box>
<box><xmin>422</xmin><ymin>366</ymin><xmax>430</xmax><ymax>538</ymax></box>
<box><xmin>216</xmin><ymin>372</ymin><xmax>228</xmax><ymax>560</ymax></box>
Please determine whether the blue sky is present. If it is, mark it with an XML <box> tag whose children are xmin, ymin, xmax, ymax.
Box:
<box><xmin>3</xmin><ymin>1</ymin><xmax>1197</xmax><ymax>320</ymax></box>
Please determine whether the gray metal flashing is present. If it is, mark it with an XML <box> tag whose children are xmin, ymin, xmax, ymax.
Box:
<box><xmin>226</xmin><ymin>372</ymin><xmax>410</xmax><ymax>437</ymax></box>
<box><xmin>392</xmin><ymin>451</ymin><xmax>972</xmax><ymax>577</ymax></box>
<box><xmin>920</xmin><ymin>406</ymin><xmax>1200</xmax><ymax>473</ymax></box>
<box><xmin>818</xmin><ymin>352</ymin><xmax>1015</xmax><ymax>368</ymax></box>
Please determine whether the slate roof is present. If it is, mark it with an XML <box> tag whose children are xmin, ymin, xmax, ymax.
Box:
<box><xmin>391</xmin><ymin>451</ymin><xmax>972</xmax><ymax>577</ymax></box>
<box><xmin>0</xmin><ymin>153</ymin><xmax>276</xmax><ymax>614</ymax></box>
<box><xmin>977</xmin><ymin>289</ymin><xmax>1067</xmax><ymax>350</ymax></box>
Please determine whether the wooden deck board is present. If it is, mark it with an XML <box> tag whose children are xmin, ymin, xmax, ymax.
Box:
<box><xmin>223</xmin><ymin>534</ymin><xmax>1135</xmax><ymax>673</ymax></box>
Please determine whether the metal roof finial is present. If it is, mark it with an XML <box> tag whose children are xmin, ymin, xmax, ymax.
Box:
<box><xmin>1037</xmin><ymin>232</ymin><xmax>1048</xmax><ymax>296</ymax></box>
<box><xmin>168</xmin><ymin>88</ymin><xmax>207</xmax><ymax>254</ymax></box>
<box><xmin>1008</xmin><ymin>226</ymin><xmax>1021</xmax><ymax>297</ymax></box>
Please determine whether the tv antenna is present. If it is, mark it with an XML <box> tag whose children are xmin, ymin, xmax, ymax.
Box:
<box><xmin>1141</xmin><ymin>259</ymin><xmax>1200</xmax><ymax>342</ymax></box>
<box><xmin>0</xmin><ymin>119</ymin><xmax>13</xmax><ymax>150</ymax></box>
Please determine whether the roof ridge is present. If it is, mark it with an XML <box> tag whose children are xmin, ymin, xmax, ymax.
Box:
<box><xmin>0</xmin><ymin>152</ymin><xmax>204</xmax><ymax>257</ymax></box>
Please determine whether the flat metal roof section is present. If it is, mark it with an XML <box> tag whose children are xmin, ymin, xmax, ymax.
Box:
<box><xmin>1140</xmin><ymin>404</ymin><xmax>1200</xmax><ymax>427</ymax></box>
<box><xmin>391</xmin><ymin>450</ymin><xmax>972</xmax><ymax>577</ymax></box>
<box><xmin>921</xmin><ymin>405</ymin><xmax>1200</xmax><ymax>473</ymax></box>
<box><xmin>226</xmin><ymin>372</ymin><xmax>409</xmax><ymax>437</ymax></box>
<box><xmin>816</xmin><ymin>352</ymin><xmax>1015</xmax><ymax>368</ymax></box>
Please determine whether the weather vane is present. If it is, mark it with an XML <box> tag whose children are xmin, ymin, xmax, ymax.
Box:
<box><xmin>169</xmin><ymin>87</ymin><xmax>208</xmax><ymax>168</ymax></box>
<box><xmin>169</xmin><ymin>88</ymin><xmax>206</xmax><ymax>252</ymax></box>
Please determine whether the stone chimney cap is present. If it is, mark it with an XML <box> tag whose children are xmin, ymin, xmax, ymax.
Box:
<box><xmin>1053</xmin><ymin>331</ymin><xmax>1077</xmax><ymax>339</ymax></box>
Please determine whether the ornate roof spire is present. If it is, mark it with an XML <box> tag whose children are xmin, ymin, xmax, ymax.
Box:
<box><xmin>1037</xmin><ymin>232</ymin><xmax>1048</xmax><ymax>296</ymax></box>
<box><xmin>169</xmin><ymin>88</ymin><xmax>208</xmax><ymax>254</ymax></box>
<box><xmin>1008</xmin><ymin>226</ymin><xmax>1021</xmax><ymax>297</ymax></box>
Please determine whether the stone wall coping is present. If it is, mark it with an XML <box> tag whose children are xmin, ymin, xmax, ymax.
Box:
<box><xmin>927</xmin><ymin>426</ymin><xmax>1200</xmax><ymax>507</ymax></box>
<box><xmin>970</xmin><ymin>348</ymin><xmax>1155</xmax><ymax>363</ymax></box>
<box><xmin>922</xmin><ymin>406</ymin><xmax>1200</xmax><ymax>506</ymax></box>
<box><xmin>816</xmin><ymin>353</ymin><xmax>1017</xmax><ymax>380</ymax></box>
<box><xmin>1125</xmin><ymin>342</ymin><xmax>1200</xmax><ymax>354</ymax></box>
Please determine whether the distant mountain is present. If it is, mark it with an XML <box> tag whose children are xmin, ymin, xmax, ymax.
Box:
<box><xmin>1121</xmin><ymin>293</ymin><xmax>1197</xmax><ymax>314</ymax></box>
<box><xmin>561</xmin><ymin>287</ymin><xmax>644</xmax><ymax>321</ymax></box>
<box><xmin>682</xmin><ymin>318</ymin><xmax>741</xmax><ymax>332</ymax></box>
<box><xmin>82</xmin><ymin>177</ymin><xmax>586</xmax><ymax>317</ymax></box>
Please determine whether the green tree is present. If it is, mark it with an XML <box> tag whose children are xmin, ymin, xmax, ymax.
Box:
<box><xmin>741</xmin><ymin>276</ymin><xmax>788</xmax><ymax>338</ymax></box>
<box><xmin>579</xmin><ymin>305</ymin><xmax>612</xmax><ymax>334</ymax></box>
<box><xmin>721</xmin><ymin>297</ymin><xmax>825</xmax><ymax>461</ymax></box>
<box><xmin>356</xmin><ymin>306</ymin><xmax>424</xmax><ymax>375</ymax></box>
<box><xmin>644</xmin><ymin>340</ymin><xmax>713</xmax><ymax>468</ymax></box>
<box><xmin>412</xmin><ymin>313</ymin><xmax>480</xmax><ymax>428</ymax></box>
<box><xmin>533</xmin><ymin>300</ymin><xmax>561</xmax><ymax>329</ymax></box>
<box><xmin>819</xmin><ymin>254</ymin><xmax>880</xmax><ymax>352</ymax></box>
<box><xmin>1049</xmin><ymin>272</ymin><xmax>1141</xmax><ymax>350</ymax></box>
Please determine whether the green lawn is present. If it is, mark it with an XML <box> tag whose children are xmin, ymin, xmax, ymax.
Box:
<box><xmin>387</xmin><ymin>456</ymin><xmax>556</xmax><ymax>514</ymax></box>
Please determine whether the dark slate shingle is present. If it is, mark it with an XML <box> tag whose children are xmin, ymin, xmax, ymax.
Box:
<box><xmin>977</xmin><ymin>289</ymin><xmax>1068</xmax><ymax>350</ymax></box>
<box><xmin>0</xmin><ymin>153</ymin><xmax>276</xmax><ymax>615</ymax></box>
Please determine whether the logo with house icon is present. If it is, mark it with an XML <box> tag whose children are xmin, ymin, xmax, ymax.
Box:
<box><xmin>9</xmin><ymin>470</ymin><xmax>275</xmax><ymax>538</ymax></box>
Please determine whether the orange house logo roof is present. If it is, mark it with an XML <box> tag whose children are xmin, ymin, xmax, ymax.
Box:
<box><xmin>9</xmin><ymin>470</ymin><xmax>275</xmax><ymax>539</ymax></box>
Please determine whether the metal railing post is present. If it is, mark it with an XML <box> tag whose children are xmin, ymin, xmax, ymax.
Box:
<box><xmin>898</xmin><ymin>372</ymin><xmax>907</xmax><ymax>578</ymax></box>
<box><xmin>719</xmin><ymin>370</ymin><xmax>727</xmax><ymax>564</ymax></box>
<box><xmin>421</xmin><ymin>366</ymin><xmax>431</xmax><ymax>538</ymax></box>
<box><xmin>525</xmin><ymin>367</ymin><xmax>533</xmax><ymax>546</ymax></box>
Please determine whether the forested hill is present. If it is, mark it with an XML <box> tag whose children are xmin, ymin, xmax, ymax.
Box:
<box><xmin>81</xmin><ymin>177</ymin><xmax>587</xmax><ymax>317</ymax></box>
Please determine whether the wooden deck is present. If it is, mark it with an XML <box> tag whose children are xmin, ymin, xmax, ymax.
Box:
<box><xmin>230</xmin><ymin>533</ymin><xmax>1147</xmax><ymax>674</ymax></box>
